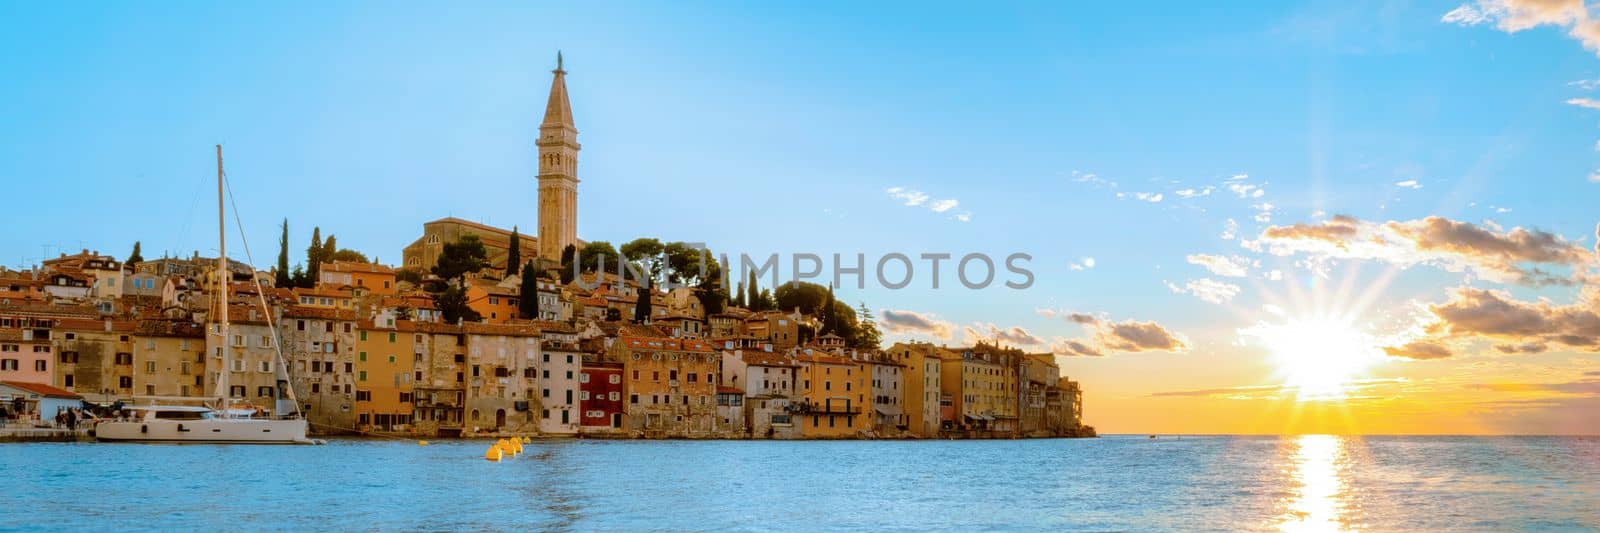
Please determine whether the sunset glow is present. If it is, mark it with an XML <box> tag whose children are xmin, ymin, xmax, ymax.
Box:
<box><xmin>1247</xmin><ymin>317</ymin><xmax>1381</xmax><ymax>401</ymax></box>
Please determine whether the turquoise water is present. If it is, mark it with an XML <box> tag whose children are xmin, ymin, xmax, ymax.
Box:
<box><xmin>2</xmin><ymin>436</ymin><xmax>1597</xmax><ymax>531</ymax></box>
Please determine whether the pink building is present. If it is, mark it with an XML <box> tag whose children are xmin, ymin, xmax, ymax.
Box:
<box><xmin>0</xmin><ymin>330</ymin><xmax>52</xmax><ymax>385</ymax></box>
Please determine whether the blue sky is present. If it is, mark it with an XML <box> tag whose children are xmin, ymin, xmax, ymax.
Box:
<box><xmin>3</xmin><ymin>1</ymin><xmax>1598</xmax><ymax>433</ymax></box>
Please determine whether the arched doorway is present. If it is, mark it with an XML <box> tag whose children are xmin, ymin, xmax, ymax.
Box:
<box><xmin>495</xmin><ymin>409</ymin><xmax>506</xmax><ymax>429</ymax></box>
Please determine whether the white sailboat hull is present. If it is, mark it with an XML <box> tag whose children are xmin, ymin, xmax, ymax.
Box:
<box><xmin>95</xmin><ymin>418</ymin><xmax>314</xmax><ymax>444</ymax></box>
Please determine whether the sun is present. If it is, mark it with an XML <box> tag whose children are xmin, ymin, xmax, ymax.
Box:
<box><xmin>1245</xmin><ymin>316</ymin><xmax>1382</xmax><ymax>401</ymax></box>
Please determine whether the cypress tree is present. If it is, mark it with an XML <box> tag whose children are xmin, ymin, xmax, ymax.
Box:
<box><xmin>303</xmin><ymin>227</ymin><xmax>322</xmax><ymax>288</ymax></box>
<box><xmin>746</xmin><ymin>271</ymin><xmax>759</xmax><ymax>311</ymax></box>
<box><xmin>127</xmin><ymin>241</ymin><xmax>144</xmax><ymax>265</ymax></box>
<box><xmin>506</xmin><ymin>226</ymin><xmax>521</xmax><ymax>277</ymax></box>
<box><xmin>518</xmin><ymin>261</ymin><xmax>539</xmax><ymax>320</ymax></box>
<box><xmin>275</xmin><ymin>219</ymin><xmax>292</xmax><ymax>287</ymax></box>
<box><xmin>634</xmin><ymin>279</ymin><xmax>653</xmax><ymax>323</ymax></box>
<box><xmin>821</xmin><ymin>284</ymin><xmax>835</xmax><ymax>334</ymax></box>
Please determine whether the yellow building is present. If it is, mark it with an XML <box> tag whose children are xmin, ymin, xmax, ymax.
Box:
<box><xmin>886</xmin><ymin>342</ymin><xmax>948</xmax><ymax>438</ymax></box>
<box><xmin>795</xmin><ymin>351</ymin><xmax>868</xmax><ymax>438</ymax></box>
<box><xmin>319</xmin><ymin>261</ymin><xmax>398</xmax><ymax>295</ymax></box>
<box><xmin>614</xmin><ymin>329</ymin><xmax>720</xmax><ymax>437</ymax></box>
<box><xmin>940</xmin><ymin>348</ymin><xmax>1004</xmax><ymax>432</ymax></box>
<box><xmin>131</xmin><ymin>319</ymin><xmax>206</xmax><ymax>398</ymax></box>
<box><xmin>466</xmin><ymin>279</ymin><xmax>522</xmax><ymax>324</ymax></box>
<box><xmin>354</xmin><ymin>320</ymin><xmax>416</xmax><ymax>432</ymax></box>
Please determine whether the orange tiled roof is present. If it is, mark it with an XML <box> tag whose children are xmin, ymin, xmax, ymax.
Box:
<box><xmin>1</xmin><ymin>380</ymin><xmax>81</xmax><ymax>398</ymax></box>
<box><xmin>321</xmin><ymin>261</ymin><xmax>395</xmax><ymax>274</ymax></box>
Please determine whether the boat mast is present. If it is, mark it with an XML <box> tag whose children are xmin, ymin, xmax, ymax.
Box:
<box><xmin>215</xmin><ymin>144</ymin><xmax>230</xmax><ymax>408</ymax></box>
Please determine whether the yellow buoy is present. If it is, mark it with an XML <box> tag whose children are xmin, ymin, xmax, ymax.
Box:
<box><xmin>417</xmin><ymin>440</ymin><xmax>429</xmax><ymax>446</ymax></box>
<box><xmin>521</xmin><ymin>436</ymin><xmax>531</xmax><ymax>444</ymax></box>
<box><xmin>485</xmin><ymin>445</ymin><xmax>503</xmax><ymax>461</ymax></box>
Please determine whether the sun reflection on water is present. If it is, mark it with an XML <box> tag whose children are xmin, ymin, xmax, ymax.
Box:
<box><xmin>1280</xmin><ymin>435</ymin><xmax>1351</xmax><ymax>532</ymax></box>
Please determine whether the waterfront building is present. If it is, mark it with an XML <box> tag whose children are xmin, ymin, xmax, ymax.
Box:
<box><xmin>208</xmin><ymin>303</ymin><xmax>289</xmax><ymax>414</ymax></box>
<box><xmin>885</xmin><ymin>342</ymin><xmax>948</xmax><ymax>438</ymax></box>
<box><xmin>579</xmin><ymin>358</ymin><xmax>625</xmax><ymax>433</ymax></box>
<box><xmin>52</xmin><ymin>318</ymin><xmax>137</xmax><ymax>404</ymax></box>
<box><xmin>130</xmin><ymin>319</ymin><xmax>206</xmax><ymax>398</ymax></box>
<box><xmin>353</xmin><ymin>319</ymin><xmax>417</xmax><ymax>434</ymax></box>
<box><xmin>462</xmin><ymin>323</ymin><xmax>540</xmax><ymax>434</ymax></box>
<box><xmin>795</xmin><ymin>350</ymin><xmax>868</xmax><ymax>438</ymax></box>
<box><xmin>715</xmin><ymin>385</ymin><xmax>745</xmax><ymax>431</ymax></box>
<box><xmin>409</xmin><ymin>321</ymin><xmax>468</xmax><ymax>438</ymax></box>
<box><xmin>1020</xmin><ymin>353</ymin><xmax>1059</xmax><ymax>437</ymax></box>
<box><xmin>281</xmin><ymin>306</ymin><xmax>359</xmax><ymax>432</ymax></box>
<box><xmin>863</xmin><ymin>353</ymin><xmax>906</xmax><ymax>436</ymax></box>
<box><xmin>0</xmin><ymin>329</ymin><xmax>53</xmax><ymax>386</ymax></box>
<box><xmin>615</xmin><ymin>331</ymin><xmax>719</xmax><ymax>437</ymax></box>
<box><xmin>536</xmin><ymin>322</ymin><xmax>581</xmax><ymax>435</ymax></box>
<box><xmin>719</xmin><ymin>348</ymin><xmax>800</xmax><ymax>439</ymax></box>
<box><xmin>0</xmin><ymin>380</ymin><xmax>82</xmax><ymax>423</ymax></box>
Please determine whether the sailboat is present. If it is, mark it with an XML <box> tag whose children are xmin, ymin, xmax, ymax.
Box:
<box><xmin>96</xmin><ymin>145</ymin><xmax>318</xmax><ymax>444</ymax></box>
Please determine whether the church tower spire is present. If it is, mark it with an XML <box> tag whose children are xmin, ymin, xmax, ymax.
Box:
<box><xmin>537</xmin><ymin>51</ymin><xmax>580</xmax><ymax>262</ymax></box>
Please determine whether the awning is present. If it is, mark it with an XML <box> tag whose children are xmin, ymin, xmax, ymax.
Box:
<box><xmin>874</xmin><ymin>405</ymin><xmax>902</xmax><ymax>416</ymax></box>
<box><xmin>965</xmin><ymin>413</ymin><xmax>994</xmax><ymax>422</ymax></box>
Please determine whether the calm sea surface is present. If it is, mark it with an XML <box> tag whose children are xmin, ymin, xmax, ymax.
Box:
<box><xmin>2</xmin><ymin>435</ymin><xmax>1597</xmax><ymax>531</ymax></box>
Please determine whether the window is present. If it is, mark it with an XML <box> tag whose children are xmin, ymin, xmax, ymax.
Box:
<box><xmin>34</xmin><ymin>360</ymin><xmax>47</xmax><ymax>372</ymax></box>
<box><xmin>359</xmin><ymin>331</ymin><xmax>368</xmax><ymax>341</ymax></box>
<box><xmin>0</xmin><ymin>359</ymin><xmax>15</xmax><ymax>371</ymax></box>
<box><xmin>630</xmin><ymin>394</ymin><xmax>638</xmax><ymax>404</ymax></box>
<box><xmin>34</xmin><ymin>345</ymin><xmax>50</xmax><ymax>354</ymax></box>
<box><xmin>230</xmin><ymin>385</ymin><xmax>246</xmax><ymax>398</ymax></box>
<box><xmin>259</xmin><ymin>361</ymin><xmax>273</xmax><ymax>373</ymax></box>
<box><xmin>359</xmin><ymin>371</ymin><xmax>368</xmax><ymax>381</ymax></box>
<box><xmin>258</xmin><ymin>386</ymin><xmax>275</xmax><ymax>398</ymax></box>
<box><xmin>387</xmin><ymin>355</ymin><xmax>396</xmax><ymax>363</ymax></box>
<box><xmin>580</xmin><ymin>373</ymin><xmax>590</xmax><ymax>383</ymax></box>
<box><xmin>565</xmin><ymin>389</ymin><xmax>573</xmax><ymax>403</ymax></box>
<box><xmin>359</xmin><ymin>352</ymin><xmax>367</xmax><ymax>361</ymax></box>
<box><xmin>115</xmin><ymin>353</ymin><xmax>133</xmax><ymax>365</ymax></box>
<box><xmin>609</xmin><ymin>392</ymin><xmax>619</xmax><ymax>401</ymax></box>
<box><xmin>580</xmin><ymin>391</ymin><xmax>590</xmax><ymax>401</ymax></box>
<box><xmin>297</xmin><ymin>320</ymin><xmax>306</xmax><ymax>331</ymax></box>
<box><xmin>609</xmin><ymin>375</ymin><xmax>620</xmax><ymax>384</ymax></box>
<box><xmin>356</xmin><ymin>390</ymin><xmax>372</xmax><ymax>401</ymax></box>
<box><xmin>542</xmin><ymin>388</ymin><xmax>550</xmax><ymax>398</ymax></box>
<box><xmin>145</xmin><ymin>361</ymin><xmax>156</xmax><ymax>374</ymax></box>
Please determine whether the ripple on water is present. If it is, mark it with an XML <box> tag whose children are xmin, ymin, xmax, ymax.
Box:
<box><xmin>1</xmin><ymin>436</ymin><xmax>1597</xmax><ymax>530</ymax></box>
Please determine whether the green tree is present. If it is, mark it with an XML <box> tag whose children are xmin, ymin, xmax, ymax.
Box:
<box><xmin>303</xmin><ymin>227</ymin><xmax>323</xmax><ymax>287</ymax></box>
<box><xmin>434</xmin><ymin>283</ymin><xmax>481</xmax><ymax>324</ymax></box>
<box><xmin>775</xmin><ymin>281</ymin><xmax>830</xmax><ymax>315</ymax></box>
<box><xmin>755</xmin><ymin>288</ymin><xmax>775</xmax><ymax>311</ymax></box>
<box><xmin>820</xmin><ymin>284</ymin><xmax>836</xmax><ymax>334</ymax></box>
<box><xmin>395</xmin><ymin>268</ymin><xmax>422</xmax><ymax>285</ymax></box>
<box><xmin>290</xmin><ymin>264</ymin><xmax>308</xmax><ymax>288</ymax></box>
<box><xmin>746</xmin><ymin>271</ymin><xmax>760</xmax><ymax>310</ymax></box>
<box><xmin>431</xmin><ymin>235</ymin><xmax>488</xmax><ymax>281</ymax></box>
<box><xmin>577</xmin><ymin>241</ymin><xmax>618</xmax><ymax>273</ymax></box>
<box><xmin>275</xmin><ymin>219</ymin><xmax>292</xmax><ymax>287</ymax></box>
<box><xmin>328</xmin><ymin>249</ymin><xmax>368</xmax><ymax>263</ymax></box>
<box><xmin>127</xmin><ymin>241</ymin><xmax>144</xmax><ymax>265</ymax></box>
<box><xmin>620</xmin><ymin>237</ymin><xmax>665</xmax><ymax>281</ymax></box>
<box><xmin>633</xmin><ymin>279</ymin><xmax>653</xmax><ymax>323</ymax></box>
<box><xmin>850</xmin><ymin>302</ymin><xmax>883</xmax><ymax>349</ymax></box>
<box><xmin>733</xmin><ymin>280</ymin><xmax>746</xmax><ymax>308</ymax></box>
<box><xmin>559</xmin><ymin>244</ymin><xmax>577</xmax><ymax>283</ymax></box>
<box><xmin>518</xmin><ymin>262</ymin><xmax>540</xmax><ymax>320</ymax></box>
<box><xmin>506</xmin><ymin>226</ymin><xmax>522</xmax><ymax>277</ymax></box>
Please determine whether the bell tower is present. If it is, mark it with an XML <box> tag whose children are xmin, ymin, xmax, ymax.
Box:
<box><xmin>537</xmin><ymin>51</ymin><xmax>580</xmax><ymax>262</ymax></box>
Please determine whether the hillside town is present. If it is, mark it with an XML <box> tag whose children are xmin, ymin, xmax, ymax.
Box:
<box><xmin>0</xmin><ymin>54</ymin><xmax>1090</xmax><ymax>440</ymax></box>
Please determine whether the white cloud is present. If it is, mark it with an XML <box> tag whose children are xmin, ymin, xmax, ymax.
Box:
<box><xmin>1252</xmin><ymin>202</ymin><xmax>1275</xmax><ymax>224</ymax></box>
<box><xmin>1443</xmin><ymin>1</ymin><xmax>1600</xmax><ymax>57</ymax></box>
<box><xmin>1567</xmin><ymin>97</ymin><xmax>1600</xmax><ymax>110</ymax></box>
<box><xmin>1227</xmin><ymin>174</ymin><xmax>1249</xmax><ymax>181</ymax></box>
<box><xmin>1442</xmin><ymin>3</ymin><xmax>1491</xmax><ymax>26</ymax></box>
<box><xmin>1266</xmin><ymin>269</ymin><xmax>1284</xmax><ymax>281</ymax></box>
<box><xmin>1396</xmin><ymin>179</ymin><xmax>1422</xmax><ymax>189</ymax></box>
<box><xmin>1221</xmin><ymin>218</ymin><xmax>1239</xmax><ymax>240</ymax></box>
<box><xmin>1069</xmin><ymin>257</ymin><xmax>1097</xmax><ymax>271</ymax></box>
<box><xmin>1226</xmin><ymin>182</ymin><xmax>1260</xmax><ymax>198</ymax></box>
<box><xmin>886</xmin><ymin>187</ymin><xmax>967</xmax><ymax>221</ymax></box>
<box><xmin>1186</xmin><ymin>254</ymin><xmax>1251</xmax><ymax>277</ymax></box>
<box><xmin>1166</xmin><ymin>278</ymin><xmax>1242</xmax><ymax>304</ymax></box>
<box><xmin>1176</xmin><ymin>186</ymin><xmax>1214</xmax><ymax>199</ymax></box>
<box><xmin>1134</xmin><ymin>192</ymin><xmax>1164</xmax><ymax>203</ymax></box>
<box><xmin>1590</xmin><ymin>171</ymin><xmax>1600</xmax><ymax>183</ymax></box>
<box><xmin>1572</xmin><ymin>79</ymin><xmax>1600</xmax><ymax>91</ymax></box>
